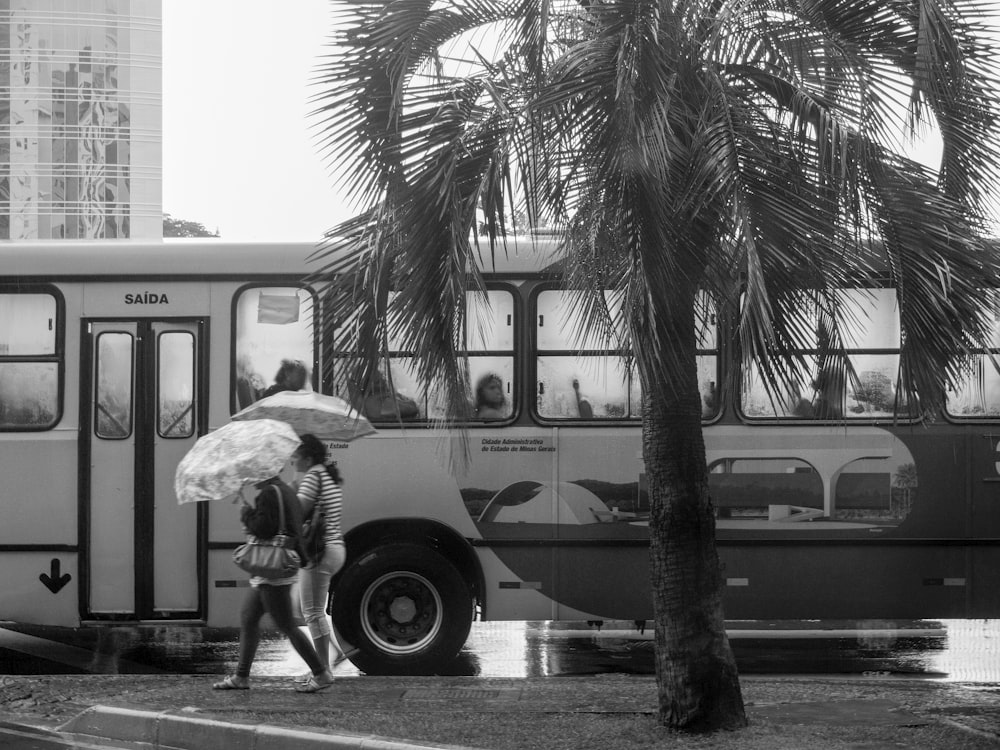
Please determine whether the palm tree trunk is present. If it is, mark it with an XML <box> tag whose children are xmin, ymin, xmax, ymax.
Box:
<box><xmin>640</xmin><ymin>293</ymin><xmax>746</xmax><ymax>731</ymax></box>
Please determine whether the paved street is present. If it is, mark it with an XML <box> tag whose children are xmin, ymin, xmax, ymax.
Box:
<box><xmin>1</xmin><ymin>619</ymin><xmax>998</xmax><ymax>683</ymax></box>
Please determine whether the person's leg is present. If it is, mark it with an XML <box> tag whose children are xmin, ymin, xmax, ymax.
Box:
<box><xmin>300</xmin><ymin>552</ymin><xmax>338</xmax><ymax>668</ymax></box>
<box><xmin>236</xmin><ymin>586</ymin><xmax>265</xmax><ymax>679</ymax></box>
<box><xmin>214</xmin><ymin>585</ymin><xmax>263</xmax><ymax>689</ymax></box>
<box><xmin>260</xmin><ymin>583</ymin><xmax>326</xmax><ymax>675</ymax></box>
<box><xmin>289</xmin><ymin>576</ymin><xmax>306</xmax><ymax>627</ymax></box>
<box><xmin>321</xmin><ymin>543</ymin><xmax>351</xmax><ymax>662</ymax></box>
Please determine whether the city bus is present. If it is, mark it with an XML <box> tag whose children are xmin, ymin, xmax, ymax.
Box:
<box><xmin>1</xmin><ymin>238</ymin><xmax>998</xmax><ymax>674</ymax></box>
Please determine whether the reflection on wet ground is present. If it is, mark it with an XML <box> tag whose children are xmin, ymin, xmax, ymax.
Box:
<box><xmin>0</xmin><ymin>619</ymin><xmax>997</xmax><ymax>682</ymax></box>
<box><xmin>453</xmin><ymin>620</ymin><xmax>1000</xmax><ymax>682</ymax></box>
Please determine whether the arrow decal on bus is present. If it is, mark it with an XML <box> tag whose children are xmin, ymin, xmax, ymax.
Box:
<box><xmin>39</xmin><ymin>559</ymin><xmax>71</xmax><ymax>593</ymax></box>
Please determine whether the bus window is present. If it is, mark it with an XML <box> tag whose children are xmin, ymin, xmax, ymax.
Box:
<box><xmin>0</xmin><ymin>291</ymin><xmax>60</xmax><ymax>429</ymax></box>
<box><xmin>341</xmin><ymin>288</ymin><xmax>516</xmax><ymax>423</ymax></box>
<box><xmin>947</xmin><ymin>359</ymin><xmax>1000</xmax><ymax>418</ymax></box>
<box><xmin>464</xmin><ymin>290</ymin><xmax>514</xmax><ymax>421</ymax></box>
<box><xmin>466</xmin><ymin>289</ymin><xmax>515</xmax><ymax>351</ymax></box>
<box><xmin>947</xmin><ymin>296</ymin><xmax>1000</xmax><ymax>418</ymax></box>
<box><xmin>470</xmin><ymin>359</ymin><xmax>514</xmax><ymax>420</ymax></box>
<box><xmin>95</xmin><ymin>332</ymin><xmax>134</xmax><ymax>439</ymax></box>
<box><xmin>695</xmin><ymin>305</ymin><xmax>720</xmax><ymax>419</ymax></box>
<box><xmin>740</xmin><ymin>289</ymin><xmax>902</xmax><ymax>420</ymax></box>
<box><xmin>233</xmin><ymin>286</ymin><xmax>315</xmax><ymax>411</ymax></box>
<box><xmin>158</xmin><ymin>331</ymin><xmax>195</xmax><ymax>438</ymax></box>
<box><xmin>536</xmin><ymin>289</ymin><xmax>629</xmax><ymax>419</ymax></box>
<box><xmin>537</xmin><ymin>354</ymin><xmax>629</xmax><ymax>418</ymax></box>
<box><xmin>344</xmin><ymin>361</ymin><xmax>424</xmax><ymax>422</ymax></box>
<box><xmin>535</xmin><ymin>289</ymin><xmax>718</xmax><ymax>419</ymax></box>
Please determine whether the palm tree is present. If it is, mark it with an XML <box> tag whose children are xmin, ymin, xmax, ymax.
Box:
<box><xmin>310</xmin><ymin>0</ymin><xmax>1000</xmax><ymax>731</ymax></box>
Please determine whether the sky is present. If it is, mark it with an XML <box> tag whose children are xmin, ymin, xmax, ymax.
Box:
<box><xmin>162</xmin><ymin>1</ymin><xmax>349</xmax><ymax>241</ymax></box>
<box><xmin>161</xmin><ymin>2</ymin><xmax>965</xmax><ymax>243</ymax></box>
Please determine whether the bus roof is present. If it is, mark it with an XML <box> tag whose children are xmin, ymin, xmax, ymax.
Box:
<box><xmin>0</xmin><ymin>236</ymin><xmax>563</xmax><ymax>280</ymax></box>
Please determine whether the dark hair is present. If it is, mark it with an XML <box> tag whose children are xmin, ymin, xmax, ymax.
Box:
<box><xmin>475</xmin><ymin>372</ymin><xmax>506</xmax><ymax>408</ymax></box>
<box><xmin>297</xmin><ymin>433</ymin><xmax>342</xmax><ymax>484</ymax></box>
<box><xmin>274</xmin><ymin>359</ymin><xmax>308</xmax><ymax>390</ymax></box>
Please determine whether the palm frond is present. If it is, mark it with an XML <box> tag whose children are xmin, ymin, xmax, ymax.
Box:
<box><xmin>312</xmin><ymin>0</ymin><xmax>1000</xmax><ymax>424</ymax></box>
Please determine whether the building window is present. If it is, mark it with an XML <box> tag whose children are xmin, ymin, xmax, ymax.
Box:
<box><xmin>0</xmin><ymin>1</ymin><xmax>161</xmax><ymax>238</ymax></box>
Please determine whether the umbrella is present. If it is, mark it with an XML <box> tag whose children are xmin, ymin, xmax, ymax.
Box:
<box><xmin>174</xmin><ymin>419</ymin><xmax>301</xmax><ymax>504</ymax></box>
<box><xmin>231</xmin><ymin>390</ymin><xmax>377</xmax><ymax>442</ymax></box>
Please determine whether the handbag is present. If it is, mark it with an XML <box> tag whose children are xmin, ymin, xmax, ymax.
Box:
<box><xmin>232</xmin><ymin>486</ymin><xmax>302</xmax><ymax>578</ymax></box>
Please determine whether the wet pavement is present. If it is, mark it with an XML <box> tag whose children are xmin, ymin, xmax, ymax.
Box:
<box><xmin>1</xmin><ymin>619</ymin><xmax>998</xmax><ymax>683</ymax></box>
<box><xmin>3</xmin><ymin>671</ymin><xmax>1000</xmax><ymax>750</ymax></box>
<box><xmin>1</xmin><ymin>621</ymin><xmax>999</xmax><ymax>750</ymax></box>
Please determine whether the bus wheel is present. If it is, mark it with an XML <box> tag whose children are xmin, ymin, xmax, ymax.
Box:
<box><xmin>332</xmin><ymin>543</ymin><xmax>474</xmax><ymax>675</ymax></box>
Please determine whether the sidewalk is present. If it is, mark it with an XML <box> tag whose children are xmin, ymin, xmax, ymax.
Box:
<box><xmin>2</xmin><ymin>673</ymin><xmax>999</xmax><ymax>749</ymax></box>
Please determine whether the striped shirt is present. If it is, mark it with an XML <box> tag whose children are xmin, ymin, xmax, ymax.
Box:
<box><xmin>297</xmin><ymin>465</ymin><xmax>343</xmax><ymax>545</ymax></box>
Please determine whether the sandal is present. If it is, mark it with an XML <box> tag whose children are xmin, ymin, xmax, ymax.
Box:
<box><xmin>295</xmin><ymin>671</ymin><xmax>333</xmax><ymax>693</ymax></box>
<box><xmin>212</xmin><ymin>675</ymin><xmax>249</xmax><ymax>690</ymax></box>
<box><xmin>332</xmin><ymin>648</ymin><xmax>359</xmax><ymax>668</ymax></box>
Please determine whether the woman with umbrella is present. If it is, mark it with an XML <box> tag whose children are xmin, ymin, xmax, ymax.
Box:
<box><xmin>214</xmin><ymin>473</ymin><xmax>334</xmax><ymax>693</ymax></box>
<box><xmin>215</xmin><ymin>401</ymin><xmax>375</xmax><ymax>684</ymax></box>
<box><xmin>292</xmin><ymin>434</ymin><xmax>357</xmax><ymax>676</ymax></box>
<box><xmin>176</xmin><ymin>420</ymin><xmax>336</xmax><ymax>693</ymax></box>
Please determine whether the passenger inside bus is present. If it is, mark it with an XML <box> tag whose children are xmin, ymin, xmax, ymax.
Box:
<box><xmin>260</xmin><ymin>359</ymin><xmax>308</xmax><ymax>400</ymax></box>
<box><xmin>349</xmin><ymin>369</ymin><xmax>420</xmax><ymax>421</ymax></box>
<box><xmin>236</xmin><ymin>377</ymin><xmax>260</xmax><ymax>410</ymax></box>
<box><xmin>474</xmin><ymin>372</ymin><xmax>507</xmax><ymax>419</ymax></box>
<box><xmin>572</xmin><ymin>378</ymin><xmax>594</xmax><ymax>419</ymax></box>
<box><xmin>701</xmin><ymin>380</ymin><xmax>718</xmax><ymax>416</ymax></box>
<box><xmin>810</xmin><ymin>368</ymin><xmax>844</xmax><ymax>419</ymax></box>
<box><xmin>789</xmin><ymin>384</ymin><xmax>815</xmax><ymax>417</ymax></box>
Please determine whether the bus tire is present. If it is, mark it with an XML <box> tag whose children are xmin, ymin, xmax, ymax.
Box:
<box><xmin>331</xmin><ymin>543</ymin><xmax>474</xmax><ymax>675</ymax></box>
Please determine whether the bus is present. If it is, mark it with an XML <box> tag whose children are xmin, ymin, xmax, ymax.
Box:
<box><xmin>1</xmin><ymin>238</ymin><xmax>998</xmax><ymax>674</ymax></box>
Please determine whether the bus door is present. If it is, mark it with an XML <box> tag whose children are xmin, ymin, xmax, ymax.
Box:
<box><xmin>82</xmin><ymin>319</ymin><xmax>205</xmax><ymax>621</ymax></box>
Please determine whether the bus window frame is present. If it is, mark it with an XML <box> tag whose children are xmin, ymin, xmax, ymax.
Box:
<box><xmin>529</xmin><ymin>282</ymin><xmax>721</xmax><ymax>425</ymax></box>
<box><xmin>156</xmin><ymin>328</ymin><xmax>197</xmax><ymax>439</ymax></box>
<box><xmin>944</xmin><ymin>352</ymin><xmax>1000</xmax><ymax>423</ymax></box>
<box><xmin>462</xmin><ymin>283</ymin><xmax>519</xmax><ymax>426</ymax></box>
<box><xmin>94</xmin><ymin>329</ymin><xmax>136</xmax><ymax>440</ymax></box>
<box><xmin>229</xmin><ymin>281</ymin><xmax>319</xmax><ymax>415</ymax></box>
<box><xmin>0</xmin><ymin>283</ymin><xmax>65</xmax><ymax>432</ymax></box>
<box><xmin>326</xmin><ymin>282</ymin><xmax>521</xmax><ymax>427</ymax></box>
<box><xmin>735</xmin><ymin>286</ymin><xmax>920</xmax><ymax>425</ymax></box>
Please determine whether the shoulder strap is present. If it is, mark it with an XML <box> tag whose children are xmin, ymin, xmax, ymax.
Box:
<box><xmin>272</xmin><ymin>485</ymin><xmax>287</xmax><ymax>534</ymax></box>
<box><xmin>310</xmin><ymin>469</ymin><xmax>326</xmax><ymax>519</ymax></box>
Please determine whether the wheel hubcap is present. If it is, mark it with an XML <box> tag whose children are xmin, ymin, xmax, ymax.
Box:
<box><xmin>360</xmin><ymin>571</ymin><xmax>443</xmax><ymax>655</ymax></box>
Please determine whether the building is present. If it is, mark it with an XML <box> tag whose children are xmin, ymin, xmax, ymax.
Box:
<box><xmin>0</xmin><ymin>0</ymin><xmax>161</xmax><ymax>239</ymax></box>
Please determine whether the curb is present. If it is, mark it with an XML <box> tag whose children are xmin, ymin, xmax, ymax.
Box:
<box><xmin>935</xmin><ymin>716</ymin><xmax>1000</xmax><ymax>743</ymax></box>
<box><xmin>58</xmin><ymin>705</ymin><xmax>475</xmax><ymax>750</ymax></box>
